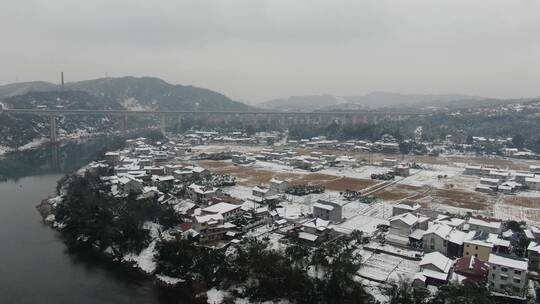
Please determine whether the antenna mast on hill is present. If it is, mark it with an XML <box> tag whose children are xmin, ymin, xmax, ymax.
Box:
<box><xmin>61</xmin><ymin>72</ymin><xmax>65</xmax><ymax>90</ymax></box>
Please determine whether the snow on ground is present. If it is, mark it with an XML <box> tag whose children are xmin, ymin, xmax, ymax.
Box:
<box><xmin>0</xmin><ymin>145</ymin><xmax>12</xmax><ymax>156</ymax></box>
<box><xmin>122</xmin><ymin>222</ymin><xmax>162</xmax><ymax>274</ymax></box>
<box><xmin>223</xmin><ymin>185</ymin><xmax>256</xmax><ymax>201</ymax></box>
<box><xmin>206</xmin><ymin>288</ymin><xmax>229</xmax><ymax>304</ymax></box>
<box><xmin>156</xmin><ymin>274</ymin><xmax>185</xmax><ymax>285</ymax></box>
<box><xmin>123</xmin><ymin>240</ymin><xmax>157</xmax><ymax>274</ymax></box>
<box><xmin>515</xmin><ymin>191</ymin><xmax>540</xmax><ymax>198</ymax></box>
<box><xmin>320</xmin><ymin>165</ymin><xmax>388</xmax><ymax>180</ymax></box>
<box><xmin>253</xmin><ymin>160</ymin><xmax>297</xmax><ymax>173</ymax></box>
<box><xmin>493</xmin><ymin>204</ymin><xmax>540</xmax><ymax>226</ymax></box>
<box><xmin>357</xmin><ymin>251</ymin><xmax>420</xmax><ymax>283</ymax></box>
<box><xmin>333</xmin><ymin>214</ymin><xmax>389</xmax><ymax>237</ymax></box>
<box><xmin>17</xmin><ymin>137</ymin><xmax>48</xmax><ymax>151</ymax></box>
<box><xmin>342</xmin><ymin>201</ymin><xmax>393</xmax><ymax>219</ymax></box>
<box><xmin>192</xmin><ymin>144</ymin><xmax>262</xmax><ymax>153</ymax></box>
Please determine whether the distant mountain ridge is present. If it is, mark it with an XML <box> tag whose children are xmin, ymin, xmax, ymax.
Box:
<box><xmin>259</xmin><ymin>92</ymin><xmax>492</xmax><ymax>111</ymax></box>
<box><xmin>0</xmin><ymin>76</ymin><xmax>252</xmax><ymax>112</ymax></box>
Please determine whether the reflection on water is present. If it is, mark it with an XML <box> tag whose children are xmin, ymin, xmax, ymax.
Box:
<box><xmin>0</xmin><ymin>137</ymin><xmax>124</xmax><ymax>181</ymax></box>
<box><xmin>0</xmin><ymin>138</ymin><xmax>191</xmax><ymax>304</ymax></box>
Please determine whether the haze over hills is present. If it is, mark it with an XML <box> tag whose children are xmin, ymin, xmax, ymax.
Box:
<box><xmin>0</xmin><ymin>76</ymin><xmax>252</xmax><ymax>149</ymax></box>
<box><xmin>0</xmin><ymin>76</ymin><xmax>252</xmax><ymax>112</ymax></box>
<box><xmin>259</xmin><ymin>92</ymin><xmax>501</xmax><ymax>112</ymax></box>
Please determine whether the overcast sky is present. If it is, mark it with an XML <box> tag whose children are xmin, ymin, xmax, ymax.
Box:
<box><xmin>1</xmin><ymin>0</ymin><xmax>540</xmax><ymax>102</ymax></box>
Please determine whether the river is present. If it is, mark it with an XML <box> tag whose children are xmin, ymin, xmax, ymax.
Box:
<box><xmin>0</xmin><ymin>139</ymin><xmax>188</xmax><ymax>304</ymax></box>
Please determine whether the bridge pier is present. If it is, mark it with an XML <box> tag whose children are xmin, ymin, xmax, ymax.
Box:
<box><xmin>120</xmin><ymin>115</ymin><xmax>128</xmax><ymax>136</ymax></box>
<box><xmin>160</xmin><ymin>114</ymin><xmax>166</xmax><ymax>135</ymax></box>
<box><xmin>49</xmin><ymin>115</ymin><xmax>57</xmax><ymax>143</ymax></box>
<box><xmin>177</xmin><ymin>115</ymin><xmax>183</xmax><ymax>132</ymax></box>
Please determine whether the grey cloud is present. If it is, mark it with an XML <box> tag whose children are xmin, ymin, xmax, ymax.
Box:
<box><xmin>1</xmin><ymin>0</ymin><xmax>540</xmax><ymax>101</ymax></box>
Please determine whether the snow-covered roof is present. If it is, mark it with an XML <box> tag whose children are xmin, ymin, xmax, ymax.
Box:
<box><xmin>188</xmin><ymin>183</ymin><xmax>219</xmax><ymax>194</ymax></box>
<box><xmin>488</xmin><ymin>254</ymin><xmax>527</xmax><ymax>270</ymax></box>
<box><xmin>298</xmin><ymin>232</ymin><xmax>318</xmax><ymax>242</ymax></box>
<box><xmin>420</xmin><ymin>252</ymin><xmax>453</xmax><ymax>274</ymax></box>
<box><xmin>313</xmin><ymin>202</ymin><xmax>335</xmax><ymax>211</ymax></box>
<box><xmin>389</xmin><ymin>213</ymin><xmax>418</xmax><ymax>226</ymax></box>
<box><xmin>468</xmin><ymin>218</ymin><xmax>501</xmax><ymax>230</ymax></box>
<box><xmin>194</xmin><ymin>213</ymin><xmax>223</xmax><ymax>224</ymax></box>
<box><xmin>202</xmin><ymin>202</ymin><xmax>240</xmax><ymax>215</ymax></box>
<box><xmin>270</xmin><ymin>178</ymin><xmax>287</xmax><ymax>185</ymax></box>
<box><xmin>303</xmin><ymin>218</ymin><xmax>330</xmax><ymax>230</ymax></box>
<box><xmin>527</xmin><ymin>241</ymin><xmax>540</xmax><ymax>254</ymax></box>
<box><xmin>409</xmin><ymin>229</ymin><xmax>426</xmax><ymax>240</ymax></box>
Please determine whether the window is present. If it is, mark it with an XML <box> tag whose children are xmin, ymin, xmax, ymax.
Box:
<box><xmin>501</xmin><ymin>267</ymin><xmax>508</xmax><ymax>272</ymax></box>
<box><xmin>514</xmin><ymin>270</ymin><xmax>522</xmax><ymax>275</ymax></box>
<box><xmin>475</xmin><ymin>245</ymin><xmax>478</xmax><ymax>250</ymax></box>
<box><xmin>465</xmin><ymin>251</ymin><xmax>469</xmax><ymax>255</ymax></box>
<box><xmin>466</xmin><ymin>244</ymin><xmax>470</xmax><ymax>247</ymax></box>
<box><xmin>501</xmin><ymin>275</ymin><xmax>507</xmax><ymax>281</ymax></box>
<box><xmin>514</xmin><ymin>278</ymin><xmax>521</xmax><ymax>284</ymax></box>
<box><xmin>492</xmin><ymin>266</ymin><xmax>497</xmax><ymax>270</ymax></box>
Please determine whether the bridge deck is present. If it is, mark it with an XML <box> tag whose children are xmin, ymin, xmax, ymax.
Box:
<box><xmin>2</xmin><ymin>109</ymin><xmax>424</xmax><ymax>116</ymax></box>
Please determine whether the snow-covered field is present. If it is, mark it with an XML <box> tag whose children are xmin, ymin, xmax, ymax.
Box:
<box><xmin>192</xmin><ymin>144</ymin><xmax>263</xmax><ymax>154</ymax></box>
<box><xmin>357</xmin><ymin>250</ymin><xmax>420</xmax><ymax>283</ymax></box>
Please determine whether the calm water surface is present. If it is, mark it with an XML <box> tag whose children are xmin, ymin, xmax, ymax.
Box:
<box><xmin>0</xmin><ymin>139</ymin><xmax>186</xmax><ymax>304</ymax></box>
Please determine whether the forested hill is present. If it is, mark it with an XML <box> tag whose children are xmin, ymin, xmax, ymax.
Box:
<box><xmin>0</xmin><ymin>76</ymin><xmax>252</xmax><ymax>112</ymax></box>
<box><xmin>0</xmin><ymin>91</ymin><xmax>133</xmax><ymax>148</ymax></box>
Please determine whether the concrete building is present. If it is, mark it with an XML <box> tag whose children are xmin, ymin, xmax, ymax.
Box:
<box><xmin>525</xmin><ymin>177</ymin><xmax>540</xmax><ymax>191</ymax></box>
<box><xmin>269</xmin><ymin>178</ymin><xmax>289</xmax><ymax>193</ymax></box>
<box><xmin>463</xmin><ymin>230</ymin><xmax>510</xmax><ymax>262</ymax></box>
<box><xmin>423</xmin><ymin>223</ymin><xmax>467</xmax><ymax>258</ymax></box>
<box><xmin>488</xmin><ymin>254</ymin><xmax>528</xmax><ymax>299</ymax></box>
<box><xmin>188</xmin><ymin>184</ymin><xmax>221</xmax><ymax>204</ymax></box>
<box><xmin>414</xmin><ymin>252</ymin><xmax>454</xmax><ymax>286</ymax></box>
<box><xmin>467</xmin><ymin>217</ymin><xmax>502</xmax><ymax>234</ymax></box>
<box><xmin>312</xmin><ymin>200</ymin><xmax>342</xmax><ymax>222</ymax></box>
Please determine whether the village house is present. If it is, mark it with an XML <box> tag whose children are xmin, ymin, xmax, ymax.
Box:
<box><xmin>187</xmin><ymin>184</ymin><xmax>221</xmax><ymax>205</ymax></box>
<box><xmin>423</xmin><ymin>222</ymin><xmax>467</xmax><ymax>258</ymax></box>
<box><xmin>383</xmin><ymin>158</ymin><xmax>398</xmax><ymax>167</ymax></box>
<box><xmin>453</xmin><ymin>256</ymin><xmax>489</xmax><ymax>283</ymax></box>
<box><xmin>104</xmin><ymin>152</ymin><xmax>121</xmax><ymax>165</ymax></box>
<box><xmin>201</xmin><ymin>202</ymin><xmax>242</xmax><ymax>221</ymax></box>
<box><xmin>464</xmin><ymin>165</ymin><xmax>491</xmax><ymax>176</ymax></box>
<box><xmin>527</xmin><ymin>241</ymin><xmax>540</xmax><ymax>271</ymax></box>
<box><xmin>530</xmin><ymin>165</ymin><xmax>540</xmax><ymax>175</ymax></box>
<box><xmin>117</xmin><ymin>176</ymin><xmax>144</xmax><ymax>194</ymax></box>
<box><xmin>392</xmin><ymin>201</ymin><xmax>421</xmax><ymax>216</ymax></box>
<box><xmin>525</xmin><ymin>176</ymin><xmax>540</xmax><ymax>191</ymax></box>
<box><xmin>488</xmin><ymin>254</ymin><xmax>528</xmax><ymax>299</ymax></box>
<box><xmin>252</xmin><ymin>186</ymin><xmax>277</xmax><ymax>201</ymax></box>
<box><xmin>393</xmin><ymin>165</ymin><xmax>410</xmax><ymax>177</ymax></box>
<box><xmin>414</xmin><ymin>252</ymin><xmax>454</xmax><ymax>286</ymax></box>
<box><xmin>515</xmin><ymin>172</ymin><xmax>535</xmax><ymax>184</ymax></box>
<box><xmin>463</xmin><ymin>230</ymin><xmax>510</xmax><ymax>262</ymax></box>
<box><xmin>192</xmin><ymin>213</ymin><xmax>235</xmax><ymax>243</ymax></box>
<box><xmin>387</xmin><ymin>213</ymin><xmax>429</xmax><ymax>247</ymax></box>
<box><xmin>297</xmin><ymin>218</ymin><xmax>331</xmax><ymax>244</ymax></box>
<box><xmin>269</xmin><ymin>178</ymin><xmax>289</xmax><ymax>193</ymax></box>
<box><xmin>467</xmin><ymin>217</ymin><xmax>502</xmax><ymax>234</ymax></box>
<box><xmin>312</xmin><ymin>200</ymin><xmax>343</xmax><ymax>223</ymax></box>
<box><xmin>173</xmin><ymin>169</ymin><xmax>194</xmax><ymax>181</ymax></box>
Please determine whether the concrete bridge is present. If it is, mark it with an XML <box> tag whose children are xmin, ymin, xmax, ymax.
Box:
<box><xmin>1</xmin><ymin>108</ymin><xmax>424</xmax><ymax>143</ymax></box>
